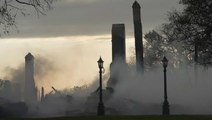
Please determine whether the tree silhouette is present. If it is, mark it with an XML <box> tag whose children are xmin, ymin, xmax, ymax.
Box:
<box><xmin>144</xmin><ymin>28</ymin><xmax>191</xmax><ymax>69</ymax></box>
<box><xmin>169</xmin><ymin>0</ymin><xmax>212</xmax><ymax>65</ymax></box>
<box><xmin>0</xmin><ymin>0</ymin><xmax>54</xmax><ymax>36</ymax></box>
<box><xmin>145</xmin><ymin>0</ymin><xmax>212</xmax><ymax>66</ymax></box>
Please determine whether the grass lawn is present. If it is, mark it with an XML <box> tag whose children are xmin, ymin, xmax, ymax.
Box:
<box><xmin>1</xmin><ymin>116</ymin><xmax>212</xmax><ymax>120</ymax></box>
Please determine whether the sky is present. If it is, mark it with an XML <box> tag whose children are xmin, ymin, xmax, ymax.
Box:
<box><xmin>0</xmin><ymin>0</ymin><xmax>182</xmax><ymax>91</ymax></box>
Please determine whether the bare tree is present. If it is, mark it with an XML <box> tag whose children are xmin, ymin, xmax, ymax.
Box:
<box><xmin>0</xmin><ymin>0</ymin><xmax>55</xmax><ymax>36</ymax></box>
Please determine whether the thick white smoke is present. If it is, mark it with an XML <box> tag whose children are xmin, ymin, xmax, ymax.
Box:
<box><xmin>1</xmin><ymin>53</ymin><xmax>212</xmax><ymax>117</ymax></box>
<box><xmin>105</xmin><ymin>61</ymin><xmax>212</xmax><ymax>115</ymax></box>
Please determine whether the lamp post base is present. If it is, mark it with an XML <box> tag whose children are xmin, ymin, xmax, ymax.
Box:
<box><xmin>97</xmin><ymin>101</ymin><xmax>105</xmax><ymax>116</ymax></box>
<box><xmin>163</xmin><ymin>100</ymin><xmax>170</xmax><ymax>115</ymax></box>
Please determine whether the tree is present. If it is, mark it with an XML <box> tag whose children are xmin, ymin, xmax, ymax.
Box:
<box><xmin>0</xmin><ymin>0</ymin><xmax>54</xmax><ymax>36</ymax></box>
<box><xmin>144</xmin><ymin>30</ymin><xmax>166</xmax><ymax>68</ymax></box>
<box><xmin>145</xmin><ymin>0</ymin><xmax>212</xmax><ymax>66</ymax></box>
<box><xmin>167</xmin><ymin>0</ymin><xmax>212</xmax><ymax>65</ymax></box>
<box><xmin>0</xmin><ymin>79</ymin><xmax>12</xmax><ymax>99</ymax></box>
<box><xmin>144</xmin><ymin>26</ymin><xmax>191</xmax><ymax>69</ymax></box>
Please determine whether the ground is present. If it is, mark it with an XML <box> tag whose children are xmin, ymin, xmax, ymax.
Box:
<box><xmin>1</xmin><ymin>116</ymin><xmax>212</xmax><ymax>120</ymax></box>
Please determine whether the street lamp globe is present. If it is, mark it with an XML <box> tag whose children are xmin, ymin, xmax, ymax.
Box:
<box><xmin>162</xmin><ymin>56</ymin><xmax>168</xmax><ymax>68</ymax></box>
<box><xmin>98</xmin><ymin>57</ymin><xmax>104</xmax><ymax>69</ymax></box>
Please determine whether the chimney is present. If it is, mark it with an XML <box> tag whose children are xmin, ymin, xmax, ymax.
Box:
<box><xmin>107</xmin><ymin>24</ymin><xmax>126</xmax><ymax>88</ymax></box>
<box><xmin>111</xmin><ymin>24</ymin><xmax>126</xmax><ymax>63</ymax></box>
<box><xmin>24</xmin><ymin>53</ymin><xmax>37</xmax><ymax>105</ymax></box>
<box><xmin>133</xmin><ymin>1</ymin><xmax>144</xmax><ymax>73</ymax></box>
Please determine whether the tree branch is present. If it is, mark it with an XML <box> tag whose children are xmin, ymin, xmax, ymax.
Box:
<box><xmin>15</xmin><ymin>0</ymin><xmax>35</xmax><ymax>7</ymax></box>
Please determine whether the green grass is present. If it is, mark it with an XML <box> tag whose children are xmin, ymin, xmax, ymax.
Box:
<box><xmin>1</xmin><ymin>116</ymin><xmax>212</xmax><ymax>120</ymax></box>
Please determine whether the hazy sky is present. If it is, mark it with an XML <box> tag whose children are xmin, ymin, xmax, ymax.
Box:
<box><xmin>6</xmin><ymin>0</ymin><xmax>182</xmax><ymax>38</ymax></box>
<box><xmin>0</xmin><ymin>0</ymin><xmax>183</xmax><ymax>91</ymax></box>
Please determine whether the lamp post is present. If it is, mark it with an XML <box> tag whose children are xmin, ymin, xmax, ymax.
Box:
<box><xmin>162</xmin><ymin>56</ymin><xmax>170</xmax><ymax>115</ymax></box>
<box><xmin>97</xmin><ymin>57</ymin><xmax>105</xmax><ymax>116</ymax></box>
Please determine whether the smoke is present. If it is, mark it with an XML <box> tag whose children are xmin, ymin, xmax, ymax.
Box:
<box><xmin>3</xmin><ymin>64</ymin><xmax>25</xmax><ymax>83</ymax></box>
<box><xmin>34</xmin><ymin>56</ymin><xmax>59</xmax><ymax>81</ymax></box>
<box><xmin>104</xmin><ymin>60</ymin><xmax>212</xmax><ymax>115</ymax></box>
<box><xmin>1</xmin><ymin>52</ymin><xmax>212</xmax><ymax>116</ymax></box>
<box><xmin>3</xmin><ymin>55</ymin><xmax>58</xmax><ymax>83</ymax></box>
<box><xmin>1</xmin><ymin>55</ymin><xmax>59</xmax><ymax>103</ymax></box>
